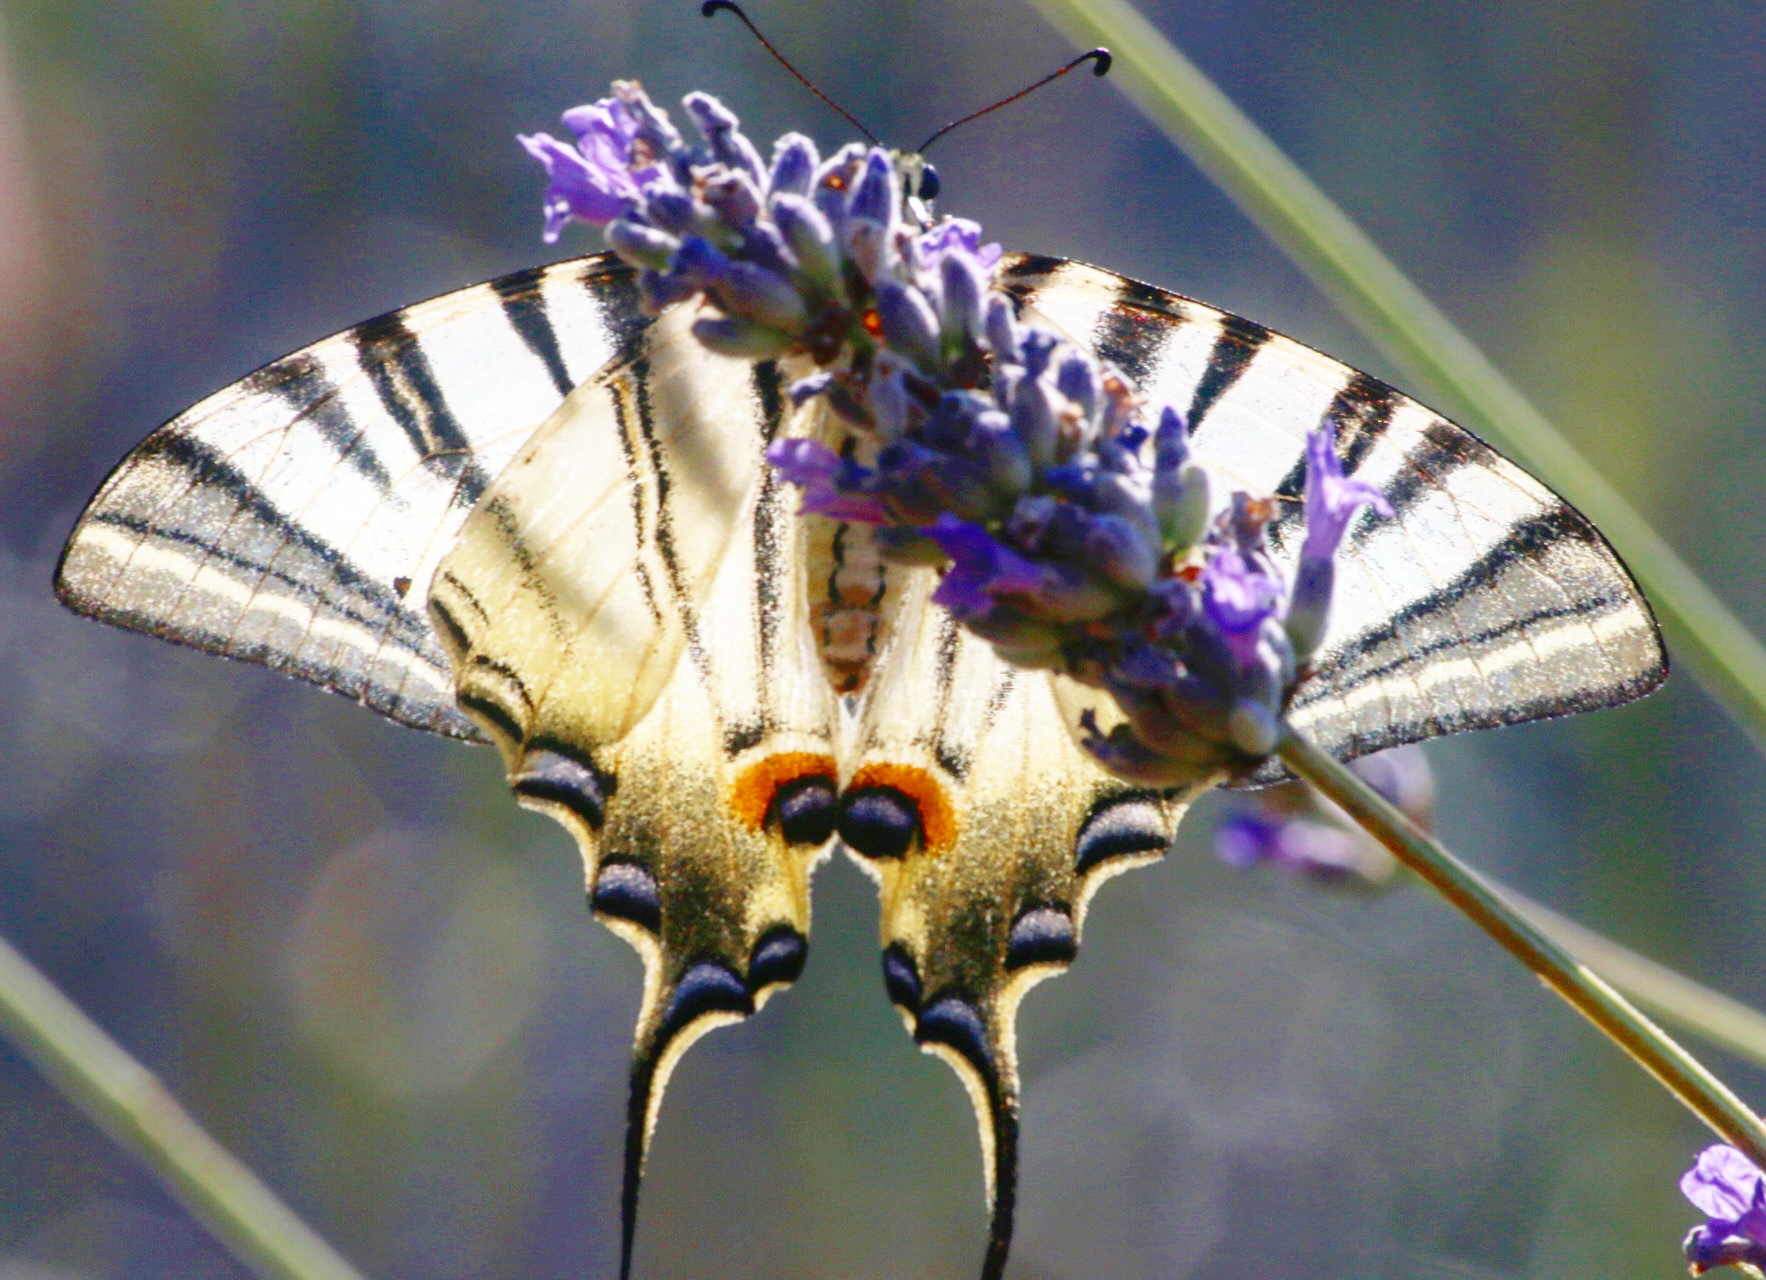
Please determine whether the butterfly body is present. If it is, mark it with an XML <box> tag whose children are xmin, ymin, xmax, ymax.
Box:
<box><xmin>55</xmin><ymin>249</ymin><xmax>1663</xmax><ymax>1278</ymax></box>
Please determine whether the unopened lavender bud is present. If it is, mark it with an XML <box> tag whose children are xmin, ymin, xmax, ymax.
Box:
<box><xmin>1056</xmin><ymin>355</ymin><xmax>1099</xmax><ymax>421</ymax></box>
<box><xmin>1021</xmin><ymin>564</ymin><xmax>1118</xmax><ymax>624</ymax></box>
<box><xmin>672</xmin><ymin>234</ymin><xmax>733</xmax><ymax>289</ymax></box>
<box><xmin>847</xmin><ymin>148</ymin><xmax>898</xmax><ymax>227</ymax></box>
<box><xmin>1085</xmin><ymin>514</ymin><xmax>1159</xmax><ymax>590</ymax></box>
<box><xmin>868</xmin><ymin>366</ymin><xmax>910</xmax><ymax>441</ymax></box>
<box><xmin>1098</xmin><ymin>369</ymin><xmax>1137</xmax><ymax>439</ymax></box>
<box><xmin>1285</xmin><ymin>556</ymin><xmax>1332</xmax><ymax>663</ymax></box>
<box><xmin>965</xmin><ymin>607</ymin><xmax>1066</xmax><ymax>666</ymax></box>
<box><xmin>939</xmin><ymin>251</ymin><xmax>986</xmax><ymax>346</ymax></box>
<box><xmin>716</xmin><ymin>261</ymin><xmax>808</xmax><ymax>332</ymax></box>
<box><xmin>984</xmin><ymin>294</ymin><xmax>1020</xmax><ymax>363</ymax></box>
<box><xmin>643</xmin><ymin>190</ymin><xmax>697</xmax><ymax>235</ymax></box>
<box><xmin>769</xmin><ymin>132</ymin><xmax>819</xmax><ymax>196</ymax></box>
<box><xmin>605</xmin><ymin>218</ymin><xmax>678</xmax><ymax>271</ymax></box>
<box><xmin>612</xmin><ymin>80</ymin><xmax>685</xmax><ymax>155</ymax></box>
<box><xmin>691</xmin><ymin>314</ymin><xmax>793</xmax><ymax>359</ymax></box>
<box><xmin>1228</xmin><ymin>698</ymin><xmax>1280</xmax><ymax>758</ymax></box>
<box><xmin>702</xmin><ymin>168</ymin><xmax>763</xmax><ymax>227</ymax></box>
<box><xmin>874</xmin><ymin>280</ymin><xmax>941</xmax><ymax>369</ymax></box>
<box><xmin>811</xmin><ymin>142</ymin><xmax>867</xmax><ymax>228</ymax></box>
<box><xmin>1019</xmin><ymin>329</ymin><xmax>1057</xmax><ymax>379</ymax></box>
<box><xmin>638</xmin><ymin>268</ymin><xmax>699</xmax><ymax>315</ymax></box>
<box><xmin>772</xmin><ymin>194</ymin><xmax>839</xmax><ymax>290</ymax></box>
<box><xmin>972</xmin><ymin>415</ymin><xmax>1032</xmax><ymax>495</ymax></box>
<box><xmin>683</xmin><ymin>91</ymin><xmax>766</xmax><ymax>184</ymax></box>
<box><xmin>1011</xmin><ymin>377</ymin><xmax>1058</xmax><ymax>473</ymax></box>
<box><xmin>1158</xmin><ymin>466</ymin><xmax>1215</xmax><ymax>554</ymax></box>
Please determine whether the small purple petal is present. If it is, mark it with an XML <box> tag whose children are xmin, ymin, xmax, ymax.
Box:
<box><xmin>1683</xmin><ymin>1145</ymin><xmax>1766</xmax><ymax>1222</ymax></box>
<box><xmin>925</xmin><ymin>515</ymin><xmax>1044</xmax><ymax>617</ymax></box>
<box><xmin>1302</xmin><ymin>426</ymin><xmax>1393</xmax><ymax>563</ymax></box>
<box><xmin>766</xmin><ymin>439</ymin><xmax>889</xmax><ymax>523</ymax></box>
<box><xmin>519</xmin><ymin>131</ymin><xmax>639</xmax><ymax>239</ymax></box>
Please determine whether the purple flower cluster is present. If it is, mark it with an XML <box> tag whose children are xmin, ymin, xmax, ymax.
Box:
<box><xmin>1683</xmin><ymin>1145</ymin><xmax>1766</xmax><ymax>1275</ymax></box>
<box><xmin>1213</xmin><ymin>744</ymin><xmax>1433</xmax><ymax>887</ymax></box>
<box><xmin>520</xmin><ymin>80</ymin><xmax>981</xmax><ymax>364</ymax></box>
<box><xmin>523</xmin><ymin>84</ymin><xmax>1392</xmax><ymax>783</ymax></box>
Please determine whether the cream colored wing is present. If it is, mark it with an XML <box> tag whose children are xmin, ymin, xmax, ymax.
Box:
<box><xmin>56</xmin><ymin>254</ymin><xmax>640</xmax><ymax>739</ymax></box>
<box><xmin>836</xmin><ymin>570</ymin><xmax>1205</xmax><ymax>1280</ymax></box>
<box><xmin>430</xmin><ymin>317</ymin><xmax>840</xmax><ymax>1279</ymax></box>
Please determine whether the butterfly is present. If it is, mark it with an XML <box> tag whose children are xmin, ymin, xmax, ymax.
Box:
<box><xmin>54</xmin><ymin>248</ymin><xmax>1665</xmax><ymax>1278</ymax></box>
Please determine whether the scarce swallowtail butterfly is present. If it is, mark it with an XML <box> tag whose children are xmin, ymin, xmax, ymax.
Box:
<box><xmin>53</xmin><ymin>89</ymin><xmax>1665</xmax><ymax>1280</ymax></box>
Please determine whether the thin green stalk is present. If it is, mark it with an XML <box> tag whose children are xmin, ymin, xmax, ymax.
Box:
<box><xmin>0</xmin><ymin>932</ymin><xmax>369</xmax><ymax>1280</ymax></box>
<box><xmin>1025</xmin><ymin>0</ymin><xmax>1766</xmax><ymax>756</ymax></box>
<box><xmin>1504</xmin><ymin>885</ymin><xmax>1766</xmax><ymax>1070</ymax></box>
<box><xmin>1279</xmin><ymin>725</ymin><xmax>1766</xmax><ymax>1164</ymax></box>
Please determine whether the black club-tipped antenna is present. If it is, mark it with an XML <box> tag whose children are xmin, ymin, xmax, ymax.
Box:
<box><xmin>916</xmin><ymin>48</ymin><xmax>1112</xmax><ymax>154</ymax></box>
<box><xmin>701</xmin><ymin>1</ymin><xmax>882</xmax><ymax>146</ymax></box>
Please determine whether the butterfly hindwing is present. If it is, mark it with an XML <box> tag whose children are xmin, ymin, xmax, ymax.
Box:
<box><xmin>1000</xmin><ymin>254</ymin><xmax>1667</xmax><ymax>766</ymax></box>
<box><xmin>838</xmin><ymin>569</ymin><xmax>1200</xmax><ymax>1280</ymax></box>
<box><xmin>429</xmin><ymin>317</ymin><xmax>841</xmax><ymax>1279</ymax></box>
<box><xmin>55</xmin><ymin>254</ymin><xmax>643</xmax><ymax>739</ymax></box>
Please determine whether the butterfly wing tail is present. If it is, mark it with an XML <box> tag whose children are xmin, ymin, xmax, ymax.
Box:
<box><xmin>843</xmin><ymin>577</ymin><xmax>1200</xmax><ymax>1277</ymax></box>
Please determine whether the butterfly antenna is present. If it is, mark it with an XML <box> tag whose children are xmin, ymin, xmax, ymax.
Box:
<box><xmin>916</xmin><ymin>48</ymin><xmax>1112</xmax><ymax>154</ymax></box>
<box><xmin>701</xmin><ymin>1</ymin><xmax>882</xmax><ymax>146</ymax></box>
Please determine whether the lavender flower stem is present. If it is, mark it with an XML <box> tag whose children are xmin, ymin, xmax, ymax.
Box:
<box><xmin>0</xmin><ymin>930</ymin><xmax>368</xmax><ymax>1280</ymax></box>
<box><xmin>1278</xmin><ymin>722</ymin><xmax>1766</xmax><ymax>1167</ymax></box>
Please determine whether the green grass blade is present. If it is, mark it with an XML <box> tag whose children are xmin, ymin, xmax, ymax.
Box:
<box><xmin>1280</xmin><ymin>727</ymin><xmax>1766</xmax><ymax>1165</ymax></box>
<box><xmin>0</xmin><ymin>932</ymin><xmax>370</xmax><ymax>1280</ymax></box>
<box><xmin>1025</xmin><ymin>0</ymin><xmax>1766</xmax><ymax>753</ymax></box>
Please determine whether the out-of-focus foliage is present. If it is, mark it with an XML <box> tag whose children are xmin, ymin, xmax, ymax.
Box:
<box><xmin>1</xmin><ymin>2</ymin><xmax>1763</xmax><ymax>1277</ymax></box>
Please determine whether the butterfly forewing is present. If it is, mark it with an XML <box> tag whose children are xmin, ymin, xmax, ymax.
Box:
<box><xmin>55</xmin><ymin>255</ymin><xmax>643</xmax><ymax>739</ymax></box>
<box><xmin>1001</xmin><ymin>254</ymin><xmax>1666</xmax><ymax>765</ymax></box>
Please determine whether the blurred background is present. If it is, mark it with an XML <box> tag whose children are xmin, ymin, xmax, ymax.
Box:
<box><xmin>0</xmin><ymin>0</ymin><xmax>1762</xmax><ymax>1276</ymax></box>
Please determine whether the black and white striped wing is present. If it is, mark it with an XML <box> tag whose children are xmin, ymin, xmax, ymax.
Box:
<box><xmin>1001</xmin><ymin>254</ymin><xmax>1666</xmax><ymax>762</ymax></box>
<box><xmin>55</xmin><ymin>253</ymin><xmax>642</xmax><ymax>739</ymax></box>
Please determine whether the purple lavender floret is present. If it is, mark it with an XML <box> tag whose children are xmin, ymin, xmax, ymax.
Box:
<box><xmin>519</xmin><ymin>96</ymin><xmax>655</xmax><ymax>241</ymax></box>
<box><xmin>1288</xmin><ymin>426</ymin><xmax>1394</xmax><ymax>661</ymax></box>
<box><xmin>523</xmin><ymin>84</ymin><xmax>1394</xmax><ymax>785</ymax></box>
<box><xmin>1683</xmin><ymin>1145</ymin><xmax>1766</xmax><ymax>1275</ymax></box>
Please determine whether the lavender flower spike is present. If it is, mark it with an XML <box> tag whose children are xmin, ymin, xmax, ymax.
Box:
<box><xmin>1683</xmin><ymin>1144</ymin><xmax>1766</xmax><ymax>1275</ymax></box>
<box><xmin>523</xmin><ymin>87</ymin><xmax>1400</xmax><ymax>786</ymax></box>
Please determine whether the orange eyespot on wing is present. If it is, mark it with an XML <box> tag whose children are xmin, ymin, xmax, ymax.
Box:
<box><xmin>845</xmin><ymin>760</ymin><xmax>958</xmax><ymax>855</ymax></box>
<box><xmin>729</xmin><ymin>750</ymin><xmax>839</xmax><ymax>833</ymax></box>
